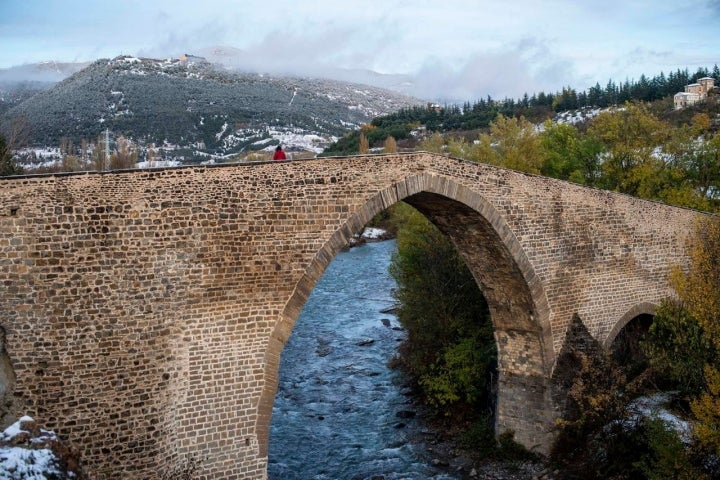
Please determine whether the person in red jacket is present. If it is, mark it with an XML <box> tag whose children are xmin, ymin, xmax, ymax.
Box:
<box><xmin>273</xmin><ymin>145</ymin><xmax>287</xmax><ymax>160</ymax></box>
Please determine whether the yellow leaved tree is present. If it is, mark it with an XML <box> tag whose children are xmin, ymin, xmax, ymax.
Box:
<box><xmin>383</xmin><ymin>136</ymin><xmax>397</xmax><ymax>153</ymax></box>
<box><xmin>440</xmin><ymin>114</ymin><xmax>542</xmax><ymax>174</ymax></box>
<box><xmin>359</xmin><ymin>132</ymin><xmax>369</xmax><ymax>154</ymax></box>
<box><xmin>672</xmin><ymin>215</ymin><xmax>720</xmax><ymax>455</ymax></box>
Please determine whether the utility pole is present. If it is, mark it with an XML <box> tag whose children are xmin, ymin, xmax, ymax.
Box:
<box><xmin>105</xmin><ymin>128</ymin><xmax>110</xmax><ymax>171</ymax></box>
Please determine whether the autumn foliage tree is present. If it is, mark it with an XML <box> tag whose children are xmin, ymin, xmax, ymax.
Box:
<box><xmin>109</xmin><ymin>136</ymin><xmax>138</xmax><ymax>170</ymax></box>
<box><xmin>642</xmin><ymin>298</ymin><xmax>713</xmax><ymax>397</ymax></box>
<box><xmin>639</xmin><ymin>214</ymin><xmax>720</xmax><ymax>462</ymax></box>
<box><xmin>587</xmin><ymin>102</ymin><xmax>671</xmax><ymax>196</ymax></box>
<box><xmin>429</xmin><ymin>101</ymin><xmax>719</xmax><ymax>212</ymax></box>
<box><xmin>447</xmin><ymin>114</ymin><xmax>543</xmax><ymax>174</ymax></box>
<box><xmin>538</xmin><ymin>121</ymin><xmax>603</xmax><ymax>185</ymax></box>
<box><xmin>389</xmin><ymin>205</ymin><xmax>495</xmax><ymax>412</ymax></box>
<box><xmin>669</xmin><ymin>216</ymin><xmax>720</xmax><ymax>455</ymax></box>
<box><xmin>383</xmin><ymin>135</ymin><xmax>397</xmax><ymax>153</ymax></box>
<box><xmin>358</xmin><ymin>131</ymin><xmax>369</xmax><ymax>154</ymax></box>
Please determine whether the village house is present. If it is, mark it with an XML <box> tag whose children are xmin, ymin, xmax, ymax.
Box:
<box><xmin>674</xmin><ymin>76</ymin><xmax>715</xmax><ymax>109</ymax></box>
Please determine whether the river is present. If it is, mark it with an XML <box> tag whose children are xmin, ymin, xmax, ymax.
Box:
<box><xmin>268</xmin><ymin>239</ymin><xmax>460</xmax><ymax>480</ymax></box>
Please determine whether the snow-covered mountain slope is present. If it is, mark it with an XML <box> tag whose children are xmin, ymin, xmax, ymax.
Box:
<box><xmin>2</xmin><ymin>55</ymin><xmax>423</xmax><ymax>163</ymax></box>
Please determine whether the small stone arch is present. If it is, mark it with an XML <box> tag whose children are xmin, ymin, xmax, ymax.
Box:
<box><xmin>603</xmin><ymin>302</ymin><xmax>658</xmax><ymax>350</ymax></box>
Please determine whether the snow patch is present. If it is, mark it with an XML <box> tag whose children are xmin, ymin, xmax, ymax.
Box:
<box><xmin>553</xmin><ymin>107</ymin><xmax>606</xmax><ymax>125</ymax></box>
<box><xmin>0</xmin><ymin>447</ymin><xmax>64</xmax><ymax>479</ymax></box>
<box><xmin>0</xmin><ymin>417</ymin><xmax>35</xmax><ymax>442</ymax></box>
<box><xmin>135</xmin><ymin>159</ymin><xmax>182</xmax><ymax>169</ymax></box>
<box><xmin>361</xmin><ymin>228</ymin><xmax>387</xmax><ymax>239</ymax></box>
<box><xmin>0</xmin><ymin>416</ymin><xmax>68</xmax><ymax>480</ymax></box>
<box><xmin>215</xmin><ymin>122</ymin><xmax>229</xmax><ymax>141</ymax></box>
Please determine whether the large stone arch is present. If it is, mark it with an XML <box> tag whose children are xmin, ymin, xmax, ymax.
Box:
<box><xmin>256</xmin><ymin>173</ymin><xmax>556</xmax><ymax>459</ymax></box>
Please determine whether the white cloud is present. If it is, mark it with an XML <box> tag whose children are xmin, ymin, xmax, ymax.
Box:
<box><xmin>1</xmin><ymin>0</ymin><xmax>718</xmax><ymax>101</ymax></box>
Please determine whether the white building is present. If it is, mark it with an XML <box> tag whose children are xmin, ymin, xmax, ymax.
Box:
<box><xmin>674</xmin><ymin>77</ymin><xmax>715</xmax><ymax>110</ymax></box>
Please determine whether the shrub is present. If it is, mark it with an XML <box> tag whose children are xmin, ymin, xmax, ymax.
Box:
<box><xmin>634</xmin><ymin>417</ymin><xmax>709</xmax><ymax>480</ymax></box>
<box><xmin>551</xmin><ymin>348</ymin><xmax>644</xmax><ymax>479</ymax></box>
<box><xmin>389</xmin><ymin>204</ymin><xmax>495</xmax><ymax>415</ymax></box>
<box><xmin>642</xmin><ymin>298</ymin><xmax>713</xmax><ymax>397</ymax></box>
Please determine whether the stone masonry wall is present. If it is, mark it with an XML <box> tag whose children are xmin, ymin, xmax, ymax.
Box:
<box><xmin>0</xmin><ymin>153</ymin><xmax>700</xmax><ymax>478</ymax></box>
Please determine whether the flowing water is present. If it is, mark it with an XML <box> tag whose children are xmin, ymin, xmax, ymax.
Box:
<box><xmin>268</xmin><ymin>239</ymin><xmax>459</xmax><ymax>480</ymax></box>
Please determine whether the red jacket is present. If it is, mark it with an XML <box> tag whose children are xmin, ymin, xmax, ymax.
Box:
<box><xmin>273</xmin><ymin>149</ymin><xmax>287</xmax><ymax>160</ymax></box>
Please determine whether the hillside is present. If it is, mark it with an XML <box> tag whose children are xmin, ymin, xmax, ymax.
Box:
<box><xmin>0</xmin><ymin>56</ymin><xmax>423</xmax><ymax>162</ymax></box>
<box><xmin>322</xmin><ymin>67</ymin><xmax>720</xmax><ymax>157</ymax></box>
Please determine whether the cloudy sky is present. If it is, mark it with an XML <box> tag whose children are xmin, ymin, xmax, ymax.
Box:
<box><xmin>1</xmin><ymin>0</ymin><xmax>718</xmax><ymax>101</ymax></box>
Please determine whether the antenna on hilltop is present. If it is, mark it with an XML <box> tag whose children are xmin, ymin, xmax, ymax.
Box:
<box><xmin>105</xmin><ymin>128</ymin><xmax>110</xmax><ymax>170</ymax></box>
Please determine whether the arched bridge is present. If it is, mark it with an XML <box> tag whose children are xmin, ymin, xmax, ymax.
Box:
<box><xmin>0</xmin><ymin>152</ymin><xmax>700</xmax><ymax>479</ymax></box>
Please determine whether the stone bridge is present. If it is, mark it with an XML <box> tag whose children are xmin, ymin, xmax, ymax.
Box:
<box><xmin>0</xmin><ymin>152</ymin><xmax>700</xmax><ymax>479</ymax></box>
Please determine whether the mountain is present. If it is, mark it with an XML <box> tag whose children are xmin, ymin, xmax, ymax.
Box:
<box><xmin>1</xmin><ymin>55</ymin><xmax>423</xmax><ymax>162</ymax></box>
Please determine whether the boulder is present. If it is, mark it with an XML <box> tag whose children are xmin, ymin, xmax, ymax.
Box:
<box><xmin>0</xmin><ymin>416</ymin><xmax>86</xmax><ymax>479</ymax></box>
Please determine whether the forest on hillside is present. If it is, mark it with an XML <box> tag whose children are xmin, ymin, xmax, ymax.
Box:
<box><xmin>323</xmin><ymin>65</ymin><xmax>720</xmax><ymax>156</ymax></box>
<box><xmin>0</xmin><ymin>56</ymin><xmax>422</xmax><ymax>162</ymax></box>
<box><xmin>381</xmin><ymin>65</ymin><xmax>720</xmax><ymax>129</ymax></box>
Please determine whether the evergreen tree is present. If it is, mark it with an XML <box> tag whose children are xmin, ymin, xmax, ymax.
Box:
<box><xmin>603</xmin><ymin>80</ymin><xmax>617</xmax><ymax>105</ymax></box>
<box><xmin>0</xmin><ymin>134</ymin><xmax>22</xmax><ymax>176</ymax></box>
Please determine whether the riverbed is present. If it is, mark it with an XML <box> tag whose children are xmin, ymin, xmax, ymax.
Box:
<box><xmin>268</xmin><ymin>239</ymin><xmax>460</xmax><ymax>480</ymax></box>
